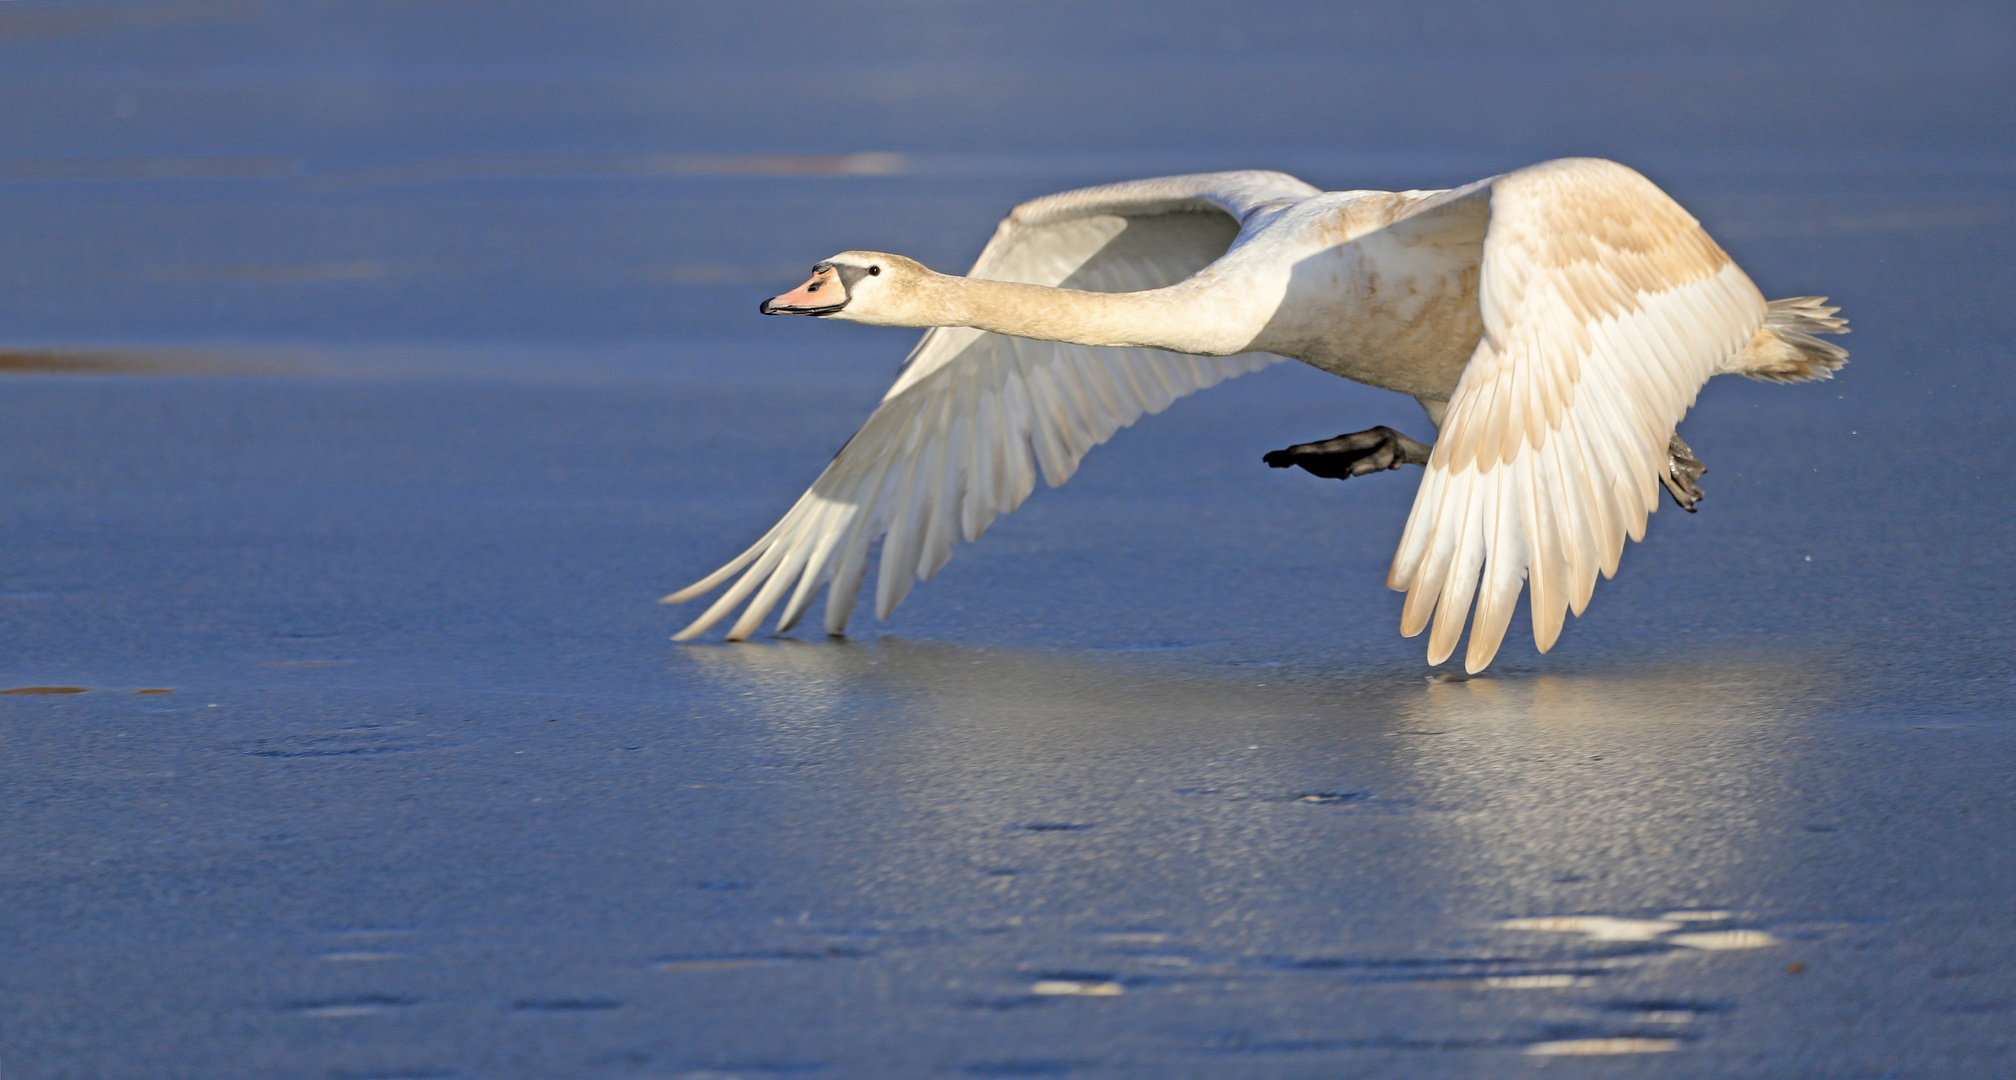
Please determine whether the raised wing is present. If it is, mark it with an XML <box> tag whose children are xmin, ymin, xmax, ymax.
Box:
<box><xmin>1384</xmin><ymin>158</ymin><xmax>1769</xmax><ymax>672</ymax></box>
<box><xmin>666</xmin><ymin>171</ymin><xmax>1319</xmax><ymax>641</ymax></box>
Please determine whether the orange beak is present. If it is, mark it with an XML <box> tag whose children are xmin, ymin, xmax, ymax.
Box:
<box><xmin>760</xmin><ymin>266</ymin><xmax>847</xmax><ymax>316</ymax></box>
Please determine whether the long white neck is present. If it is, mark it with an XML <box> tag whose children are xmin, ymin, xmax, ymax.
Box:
<box><xmin>900</xmin><ymin>272</ymin><xmax>1260</xmax><ymax>356</ymax></box>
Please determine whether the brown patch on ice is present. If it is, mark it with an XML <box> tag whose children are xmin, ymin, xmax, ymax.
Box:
<box><xmin>0</xmin><ymin>348</ymin><xmax>269</xmax><ymax>376</ymax></box>
<box><xmin>0</xmin><ymin>155</ymin><xmax>297</xmax><ymax>181</ymax></box>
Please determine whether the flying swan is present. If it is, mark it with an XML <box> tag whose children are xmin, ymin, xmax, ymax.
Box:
<box><xmin>664</xmin><ymin>157</ymin><xmax>1847</xmax><ymax>672</ymax></box>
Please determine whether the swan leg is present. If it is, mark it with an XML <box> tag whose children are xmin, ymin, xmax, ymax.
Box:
<box><xmin>1661</xmin><ymin>432</ymin><xmax>1708</xmax><ymax>512</ymax></box>
<box><xmin>1262</xmin><ymin>425</ymin><xmax>1432</xmax><ymax>481</ymax></box>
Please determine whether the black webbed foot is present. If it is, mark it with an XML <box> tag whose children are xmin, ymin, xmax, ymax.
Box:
<box><xmin>1661</xmin><ymin>432</ymin><xmax>1708</xmax><ymax>512</ymax></box>
<box><xmin>1263</xmin><ymin>425</ymin><xmax>1433</xmax><ymax>481</ymax></box>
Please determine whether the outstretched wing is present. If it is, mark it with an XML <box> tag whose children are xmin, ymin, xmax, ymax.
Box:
<box><xmin>666</xmin><ymin>170</ymin><xmax>1320</xmax><ymax>640</ymax></box>
<box><xmin>1383</xmin><ymin>158</ymin><xmax>1769</xmax><ymax>672</ymax></box>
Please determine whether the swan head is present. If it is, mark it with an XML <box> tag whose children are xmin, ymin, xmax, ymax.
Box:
<box><xmin>760</xmin><ymin>252</ymin><xmax>938</xmax><ymax>326</ymax></box>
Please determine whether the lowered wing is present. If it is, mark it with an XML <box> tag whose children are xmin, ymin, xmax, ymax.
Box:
<box><xmin>666</xmin><ymin>170</ymin><xmax>1319</xmax><ymax>640</ymax></box>
<box><xmin>1383</xmin><ymin>158</ymin><xmax>1770</xmax><ymax>672</ymax></box>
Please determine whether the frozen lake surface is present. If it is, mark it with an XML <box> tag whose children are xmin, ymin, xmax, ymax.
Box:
<box><xmin>2</xmin><ymin>3</ymin><xmax>2013</xmax><ymax>1077</ymax></box>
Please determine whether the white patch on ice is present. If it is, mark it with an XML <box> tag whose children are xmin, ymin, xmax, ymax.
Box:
<box><xmin>1031</xmin><ymin>979</ymin><xmax>1124</xmax><ymax>996</ymax></box>
<box><xmin>1524</xmin><ymin>1037</ymin><xmax>1681</xmax><ymax>1056</ymax></box>
<box><xmin>1669</xmin><ymin>929</ymin><xmax>1780</xmax><ymax>951</ymax></box>
<box><xmin>1478</xmin><ymin>974</ymin><xmax>1585</xmax><ymax>988</ymax></box>
<box><xmin>1498</xmin><ymin>916</ymin><xmax>1680</xmax><ymax>941</ymax></box>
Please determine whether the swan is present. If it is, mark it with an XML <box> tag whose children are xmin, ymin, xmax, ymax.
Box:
<box><xmin>665</xmin><ymin>158</ymin><xmax>1847</xmax><ymax>672</ymax></box>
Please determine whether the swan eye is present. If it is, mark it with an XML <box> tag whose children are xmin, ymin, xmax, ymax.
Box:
<box><xmin>868</xmin><ymin>265</ymin><xmax>880</xmax><ymax>276</ymax></box>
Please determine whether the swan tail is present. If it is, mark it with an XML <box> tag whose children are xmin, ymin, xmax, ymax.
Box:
<box><xmin>1737</xmin><ymin>296</ymin><xmax>1849</xmax><ymax>384</ymax></box>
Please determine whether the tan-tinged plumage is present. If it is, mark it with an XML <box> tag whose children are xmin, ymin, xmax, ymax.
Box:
<box><xmin>669</xmin><ymin>158</ymin><xmax>1847</xmax><ymax>671</ymax></box>
<box><xmin>1387</xmin><ymin>160</ymin><xmax>1789</xmax><ymax>671</ymax></box>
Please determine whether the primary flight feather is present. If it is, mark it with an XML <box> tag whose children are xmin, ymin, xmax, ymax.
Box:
<box><xmin>666</xmin><ymin>158</ymin><xmax>1847</xmax><ymax>672</ymax></box>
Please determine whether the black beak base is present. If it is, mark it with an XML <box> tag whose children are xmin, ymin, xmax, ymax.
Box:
<box><xmin>759</xmin><ymin>298</ymin><xmax>847</xmax><ymax>317</ymax></box>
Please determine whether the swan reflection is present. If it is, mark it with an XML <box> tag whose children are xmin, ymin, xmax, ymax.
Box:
<box><xmin>670</xmin><ymin>640</ymin><xmax>1818</xmax><ymax>1050</ymax></box>
<box><xmin>676</xmin><ymin>640</ymin><xmax>1814</xmax><ymax>908</ymax></box>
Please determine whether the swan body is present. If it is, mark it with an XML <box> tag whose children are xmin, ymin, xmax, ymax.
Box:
<box><xmin>670</xmin><ymin>158</ymin><xmax>1847</xmax><ymax>672</ymax></box>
